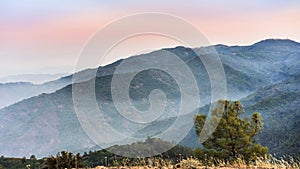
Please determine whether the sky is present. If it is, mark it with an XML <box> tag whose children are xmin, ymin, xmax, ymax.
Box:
<box><xmin>0</xmin><ymin>0</ymin><xmax>300</xmax><ymax>77</ymax></box>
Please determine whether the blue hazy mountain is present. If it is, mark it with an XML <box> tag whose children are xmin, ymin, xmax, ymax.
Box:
<box><xmin>0</xmin><ymin>65</ymin><xmax>121</xmax><ymax>109</ymax></box>
<box><xmin>0</xmin><ymin>73</ymin><xmax>68</xmax><ymax>84</ymax></box>
<box><xmin>0</xmin><ymin>39</ymin><xmax>299</xmax><ymax>157</ymax></box>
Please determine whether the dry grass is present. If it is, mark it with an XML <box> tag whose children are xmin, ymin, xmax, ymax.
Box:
<box><xmin>85</xmin><ymin>156</ymin><xmax>300</xmax><ymax>169</ymax></box>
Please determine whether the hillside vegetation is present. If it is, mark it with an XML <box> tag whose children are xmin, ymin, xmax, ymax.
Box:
<box><xmin>0</xmin><ymin>39</ymin><xmax>299</xmax><ymax>158</ymax></box>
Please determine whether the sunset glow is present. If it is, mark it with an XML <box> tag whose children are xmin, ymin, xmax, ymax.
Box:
<box><xmin>1</xmin><ymin>0</ymin><xmax>299</xmax><ymax>77</ymax></box>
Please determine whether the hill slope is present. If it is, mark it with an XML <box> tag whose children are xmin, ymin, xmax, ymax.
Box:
<box><xmin>0</xmin><ymin>39</ymin><xmax>299</xmax><ymax>157</ymax></box>
<box><xmin>243</xmin><ymin>76</ymin><xmax>300</xmax><ymax>156</ymax></box>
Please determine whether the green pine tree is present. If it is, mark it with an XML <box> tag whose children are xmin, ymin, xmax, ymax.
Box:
<box><xmin>194</xmin><ymin>100</ymin><xmax>268</xmax><ymax>162</ymax></box>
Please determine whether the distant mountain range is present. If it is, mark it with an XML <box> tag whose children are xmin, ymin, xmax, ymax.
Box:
<box><xmin>0</xmin><ymin>73</ymin><xmax>68</xmax><ymax>84</ymax></box>
<box><xmin>0</xmin><ymin>81</ymin><xmax>67</xmax><ymax>109</ymax></box>
<box><xmin>0</xmin><ymin>65</ymin><xmax>120</xmax><ymax>109</ymax></box>
<box><xmin>0</xmin><ymin>39</ymin><xmax>299</xmax><ymax>157</ymax></box>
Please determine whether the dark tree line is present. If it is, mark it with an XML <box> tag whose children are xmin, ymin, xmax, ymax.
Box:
<box><xmin>45</xmin><ymin>151</ymin><xmax>83</xmax><ymax>169</ymax></box>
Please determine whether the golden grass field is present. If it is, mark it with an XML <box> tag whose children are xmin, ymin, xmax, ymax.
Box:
<box><xmin>84</xmin><ymin>156</ymin><xmax>300</xmax><ymax>169</ymax></box>
<box><xmin>90</xmin><ymin>166</ymin><xmax>299</xmax><ymax>169</ymax></box>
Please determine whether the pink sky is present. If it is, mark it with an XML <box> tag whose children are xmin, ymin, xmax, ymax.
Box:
<box><xmin>0</xmin><ymin>0</ymin><xmax>299</xmax><ymax>77</ymax></box>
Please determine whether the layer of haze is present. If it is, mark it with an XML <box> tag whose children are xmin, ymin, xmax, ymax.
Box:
<box><xmin>0</xmin><ymin>0</ymin><xmax>299</xmax><ymax>77</ymax></box>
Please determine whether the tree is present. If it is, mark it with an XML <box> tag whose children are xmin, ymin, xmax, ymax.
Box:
<box><xmin>59</xmin><ymin>151</ymin><xmax>72</xmax><ymax>168</ymax></box>
<box><xmin>30</xmin><ymin>155</ymin><xmax>37</xmax><ymax>169</ymax></box>
<box><xmin>194</xmin><ymin>100</ymin><xmax>268</xmax><ymax>162</ymax></box>
<box><xmin>74</xmin><ymin>153</ymin><xmax>83</xmax><ymax>169</ymax></box>
<box><xmin>45</xmin><ymin>151</ymin><xmax>83</xmax><ymax>169</ymax></box>
<box><xmin>45</xmin><ymin>156</ymin><xmax>56</xmax><ymax>169</ymax></box>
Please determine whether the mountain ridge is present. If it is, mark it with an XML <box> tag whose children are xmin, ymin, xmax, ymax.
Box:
<box><xmin>0</xmin><ymin>73</ymin><xmax>68</xmax><ymax>84</ymax></box>
<box><xmin>0</xmin><ymin>39</ymin><xmax>299</xmax><ymax>157</ymax></box>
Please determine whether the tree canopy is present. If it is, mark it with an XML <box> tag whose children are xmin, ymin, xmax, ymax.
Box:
<box><xmin>194</xmin><ymin>100</ymin><xmax>268</xmax><ymax>162</ymax></box>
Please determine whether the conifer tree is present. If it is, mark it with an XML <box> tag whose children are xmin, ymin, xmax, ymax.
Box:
<box><xmin>194</xmin><ymin>100</ymin><xmax>268</xmax><ymax>162</ymax></box>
